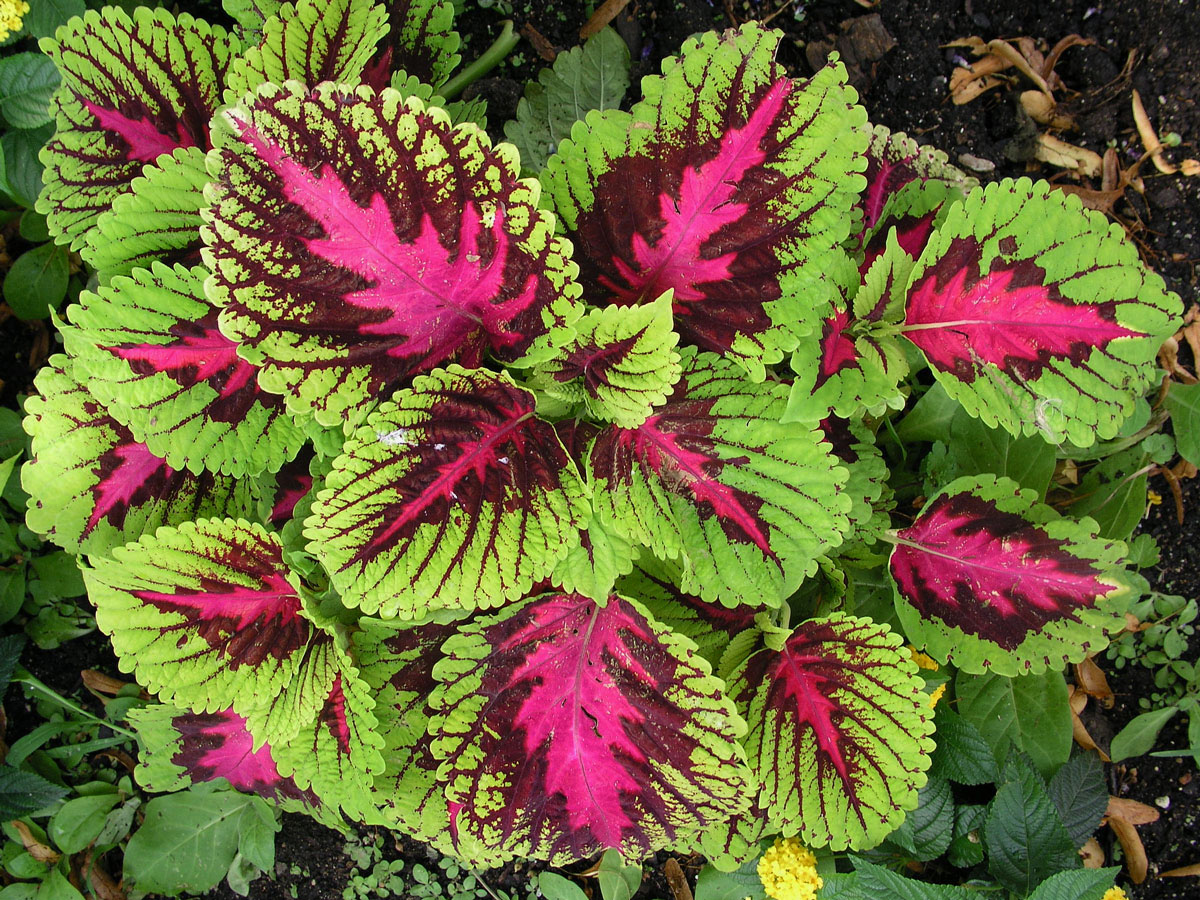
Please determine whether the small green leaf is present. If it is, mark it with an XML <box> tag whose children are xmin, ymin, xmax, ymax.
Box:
<box><xmin>597</xmin><ymin>849</ymin><xmax>642</xmax><ymax>900</ymax></box>
<box><xmin>955</xmin><ymin>669</ymin><xmax>1072</xmax><ymax>780</ymax></box>
<box><xmin>18</xmin><ymin>211</ymin><xmax>50</xmax><ymax>243</ymax></box>
<box><xmin>3</xmin><ymin>243</ymin><xmax>69</xmax><ymax>320</ymax></box>
<box><xmin>0</xmin><ymin>54</ymin><xmax>60</xmax><ymax>128</ymax></box>
<box><xmin>928</xmin><ymin>705</ymin><xmax>998</xmax><ymax>785</ymax></box>
<box><xmin>1046</xmin><ymin>753</ymin><xmax>1108</xmax><ymax>847</ymax></box>
<box><xmin>1110</xmin><ymin>706</ymin><xmax>1179</xmax><ymax>762</ymax></box>
<box><xmin>1166</xmin><ymin>381</ymin><xmax>1200</xmax><ymax>467</ymax></box>
<box><xmin>48</xmin><ymin>794</ymin><xmax>121</xmax><ymax>854</ymax></box>
<box><xmin>1025</xmin><ymin>868</ymin><xmax>1119</xmax><ymax>900</ymax></box>
<box><xmin>34</xmin><ymin>868</ymin><xmax>84</xmax><ymax>900</ymax></box>
<box><xmin>693</xmin><ymin>855</ymin><xmax>766</xmax><ymax>900</ymax></box>
<box><xmin>0</xmin><ymin>768</ymin><xmax>69</xmax><ymax>818</ymax></box>
<box><xmin>536</xmin><ymin>872</ymin><xmax>589</xmax><ymax>900</ymax></box>
<box><xmin>984</xmin><ymin>757</ymin><xmax>1079</xmax><ymax>894</ymax></box>
<box><xmin>887</xmin><ymin>775</ymin><xmax>954</xmax><ymax>861</ymax></box>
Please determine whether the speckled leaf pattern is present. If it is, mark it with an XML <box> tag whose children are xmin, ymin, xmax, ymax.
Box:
<box><xmin>589</xmin><ymin>347</ymin><xmax>851</xmax><ymax>608</ymax></box>
<box><xmin>224</xmin><ymin>0</ymin><xmax>390</xmax><ymax>100</ymax></box>
<box><xmin>272</xmin><ymin>649</ymin><xmax>385</xmax><ymax>819</ymax></box>
<box><xmin>204</xmin><ymin>82</ymin><xmax>580</xmax><ymax>426</ymax></box>
<box><xmin>378</xmin><ymin>0</ymin><xmax>460</xmax><ymax>89</ymax></box>
<box><xmin>83</xmin><ymin>146</ymin><xmax>209</xmax><ymax>283</ymax></box>
<box><xmin>889</xmin><ymin>475</ymin><xmax>1130</xmax><ymax>676</ymax></box>
<box><xmin>305</xmin><ymin>366</ymin><xmax>589</xmax><ymax>618</ymax></box>
<box><xmin>549</xmin><ymin>516</ymin><xmax>638</xmax><ymax>603</ymax></box>
<box><xmin>84</xmin><ymin>518</ymin><xmax>328</xmax><ymax>744</ymax></box>
<box><xmin>859</xmin><ymin>125</ymin><xmax>977</xmax><ymax>235</ymax></box>
<box><xmin>728</xmin><ymin>613</ymin><xmax>934</xmax><ymax>850</ymax></box>
<box><xmin>22</xmin><ymin>357</ymin><xmax>254</xmax><ymax>555</ymax></box>
<box><xmin>541</xmin><ymin>23</ymin><xmax>867</xmax><ymax>378</ymax></box>
<box><xmin>37</xmin><ymin>7</ymin><xmax>236</xmax><ymax>248</ymax></box>
<box><xmin>130</xmin><ymin>703</ymin><xmax>320</xmax><ymax>808</ymax></box>
<box><xmin>223</xmin><ymin>0</ymin><xmax>283</xmax><ymax>36</ymax></box>
<box><xmin>902</xmin><ymin>179</ymin><xmax>1182</xmax><ymax>446</ymax></box>
<box><xmin>536</xmin><ymin>293</ymin><xmax>682</xmax><ymax>428</ymax></box>
<box><xmin>64</xmin><ymin>263</ymin><xmax>304</xmax><ymax>477</ymax></box>
<box><xmin>428</xmin><ymin>591</ymin><xmax>751</xmax><ymax>863</ymax></box>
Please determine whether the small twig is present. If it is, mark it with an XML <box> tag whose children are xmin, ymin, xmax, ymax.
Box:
<box><xmin>581</xmin><ymin>0</ymin><xmax>632</xmax><ymax>40</ymax></box>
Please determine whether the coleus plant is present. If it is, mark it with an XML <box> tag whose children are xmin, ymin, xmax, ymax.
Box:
<box><xmin>21</xmin><ymin>0</ymin><xmax>1182</xmax><ymax>871</ymax></box>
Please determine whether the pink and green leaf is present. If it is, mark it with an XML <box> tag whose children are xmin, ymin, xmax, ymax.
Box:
<box><xmin>129</xmin><ymin>704</ymin><xmax>322</xmax><ymax>810</ymax></box>
<box><xmin>224</xmin><ymin>0</ymin><xmax>390</xmax><ymax>100</ymax></box>
<box><xmin>204</xmin><ymin>82</ymin><xmax>581</xmax><ymax>426</ymax></box>
<box><xmin>859</xmin><ymin>125</ymin><xmax>977</xmax><ymax>235</ymax></box>
<box><xmin>84</xmin><ymin>518</ymin><xmax>330</xmax><ymax>743</ymax></box>
<box><xmin>37</xmin><ymin>7</ymin><xmax>236</xmax><ymax>249</ymax></box>
<box><xmin>727</xmin><ymin>613</ymin><xmax>934</xmax><ymax>850</ymax></box>
<box><xmin>535</xmin><ymin>292</ymin><xmax>682</xmax><ymax>428</ymax></box>
<box><xmin>428</xmin><ymin>591</ymin><xmax>752</xmax><ymax>863</ymax></box>
<box><xmin>22</xmin><ymin>357</ymin><xmax>254</xmax><ymax>555</ymax></box>
<box><xmin>888</xmin><ymin>474</ymin><xmax>1131</xmax><ymax>675</ymax></box>
<box><xmin>377</xmin><ymin>0</ymin><xmax>460</xmax><ymax>90</ymax></box>
<box><xmin>64</xmin><ymin>263</ymin><xmax>305</xmax><ymax>478</ymax></box>
<box><xmin>83</xmin><ymin>146</ymin><xmax>209</xmax><ymax>284</ymax></box>
<box><xmin>901</xmin><ymin>179</ymin><xmax>1182</xmax><ymax>446</ymax></box>
<box><xmin>541</xmin><ymin>24</ymin><xmax>867</xmax><ymax>378</ymax></box>
<box><xmin>588</xmin><ymin>347</ymin><xmax>851</xmax><ymax>608</ymax></box>
<box><xmin>305</xmin><ymin>366</ymin><xmax>589</xmax><ymax>619</ymax></box>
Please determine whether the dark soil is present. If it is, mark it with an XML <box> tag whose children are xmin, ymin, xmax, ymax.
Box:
<box><xmin>2</xmin><ymin>1</ymin><xmax>1197</xmax><ymax>898</ymax></box>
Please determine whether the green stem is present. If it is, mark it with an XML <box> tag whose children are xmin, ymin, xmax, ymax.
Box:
<box><xmin>13</xmin><ymin>668</ymin><xmax>138</xmax><ymax>739</ymax></box>
<box><xmin>439</xmin><ymin>20</ymin><xmax>519</xmax><ymax>101</ymax></box>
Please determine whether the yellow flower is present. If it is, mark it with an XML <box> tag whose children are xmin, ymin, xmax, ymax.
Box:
<box><xmin>908</xmin><ymin>647</ymin><xmax>940</xmax><ymax>671</ymax></box>
<box><xmin>757</xmin><ymin>837</ymin><xmax>823</xmax><ymax>900</ymax></box>
<box><xmin>1101</xmin><ymin>888</ymin><xmax>1129</xmax><ymax>900</ymax></box>
<box><xmin>928</xmin><ymin>682</ymin><xmax>947</xmax><ymax>709</ymax></box>
<box><xmin>0</xmin><ymin>0</ymin><xmax>29</xmax><ymax>41</ymax></box>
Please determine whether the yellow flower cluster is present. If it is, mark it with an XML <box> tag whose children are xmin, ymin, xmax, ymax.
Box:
<box><xmin>757</xmin><ymin>837</ymin><xmax>823</xmax><ymax>900</ymax></box>
<box><xmin>0</xmin><ymin>0</ymin><xmax>29</xmax><ymax>42</ymax></box>
<box><xmin>1102</xmin><ymin>888</ymin><xmax>1129</xmax><ymax>900</ymax></box>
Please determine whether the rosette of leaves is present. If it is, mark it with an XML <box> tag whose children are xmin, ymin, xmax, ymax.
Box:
<box><xmin>21</xmin><ymin>1</ymin><xmax>1182</xmax><ymax>872</ymax></box>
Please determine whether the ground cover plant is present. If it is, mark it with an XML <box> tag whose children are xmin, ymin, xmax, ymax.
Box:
<box><xmin>14</xmin><ymin>0</ymin><xmax>1190</xmax><ymax>895</ymax></box>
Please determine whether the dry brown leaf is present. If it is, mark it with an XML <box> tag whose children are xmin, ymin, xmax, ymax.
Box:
<box><xmin>1075</xmin><ymin>657</ymin><xmax>1115</xmax><ymax>707</ymax></box>
<box><xmin>82</xmin><ymin>670</ymin><xmax>132</xmax><ymax>697</ymax></box>
<box><xmin>1080</xmin><ymin>837</ymin><xmax>1105</xmax><ymax>868</ymax></box>
<box><xmin>580</xmin><ymin>0</ymin><xmax>631</xmax><ymax>40</ymax></box>
<box><xmin>951</xmin><ymin>70</ymin><xmax>1008</xmax><ymax>104</ymax></box>
<box><xmin>1035</xmin><ymin>134</ymin><xmax>1102</xmax><ymax>177</ymax></box>
<box><xmin>1042</xmin><ymin>34</ymin><xmax>1094</xmax><ymax>83</ymax></box>
<box><xmin>1068</xmin><ymin>684</ymin><xmax>1087</xmax><ymax>713</ymax></box>
<box><xmin>987</xmin><ymin>39</ymin><xmax>1053</xmax><ymax>96</ymax></box>
<box><xmin>1107</xmin><ymin>796</ymin><xmax>1161</xmax><ymax>825</ymax></box>
<box><xmin>1160</xmin><ymin>863</ymin><xmax>1200</xmax><ymax>878</ymax></box>
<box><xmin>1158</xmin><ymin>337</ymin><xmax>1198</xmax><ymax>384</ymax></box>
<box><xmin>83</xmin><ymin>853</ymin><xmax>125</xmax><ymax>900</ymax></box>
<box><xmin>664</xmin><ymin>858</ymin><xmax>694</xmax><ymax>900</ymax></box>
<box><xmin>1180</xmin><ymin>304</ymin><xmax>1200</xmax><ymax>363</ymax></box>
<box><xmin>943</xmin><ymin>36</ymin><xmax>988</xmax><ymax>51</ymax></box>
<box><xmin>1068</xmin><ymin>692</ymin><xmax>1110</xmax><ymax>760</ymax></box>
<box><xmin>1108</xmin><ymin>816</ymin><xmax>1149</xmax><ymax>883</ymax></box>
<box><xmin>1020</xmin><ymin>90</ymin><xmax>1074</xmax><ymax>128</ymax></box>
<box><xmin>12</xmin><ymin>820</ymin><xmax>61</xmax><ymax>865</ymax></box>
<box><xmin>1132</xmin><ymin>89</ymin><xmax>1178</xmax><ymax>175</ymax></box>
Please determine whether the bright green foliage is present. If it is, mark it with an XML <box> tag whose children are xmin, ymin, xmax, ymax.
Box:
<box><xmin>504</xmin><ymin>26</ymin><xmax>630</xmax><ymax>172</ymax></box>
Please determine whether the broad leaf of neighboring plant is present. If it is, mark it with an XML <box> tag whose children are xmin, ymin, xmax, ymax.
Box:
<box><xmin>541</xmin><ymin>23</ymin><xmax>867</xmax><ymax>379</ymax></box>
<box><xmin>619</xmin><ymin>554</ymin><xmax>758</xmax><ymax>673</ymax></box>
<box><xmin>535</xmin><ymin>292</ymin><xmax>682</xmax><ymax>427</ymax></box>
<box><xmin>84</xmin><ymin>518</ymin><xmax>331</xmax><ymax>744</ymax></box>
<box><xmin>588</xmin><ymin>348</ymin><xmax>851</xmax><ymax>608</ymax></box>
<box><xmin>306</xmin><ymin>366</ymin><xmax>589</xmax><ymax>618</ymax></box>
<box><xmin>84</xmin><ymin>146</ymin><xmax>209</xmax><ymax>283</ymax></box>
<box><xmin>727</xmin><ymin>613</ymin><xmax>934</xmax><ymax>850</ymax></box>
<box><xmin>428</xmin><ymin>591</ymin><xmax>751</xmax><ymax>864</ymax></box>
<box><xmin>130</xmin><ymin>704</ymin><xmax>321</xmax><ymax>808</ymax></box>
<box><xmin>64</xmin><ymin>263</ymin><xmax>304</xmax><ymax>477</ymax></box>
<box><xmin>889</xmin><ymin>475</ymin><xmax>1129</xmax><ymax>676</ymax></box>
<box><xmin>504</xmin><ymin>26</ymin><xmax>630</xmax><ymax>172</ymax></box>
<box><xmin>205</xmin><ymin>82</ymin><xmax>581</xmax><ymax>426</ymax></box>
<box><xmin>786</xmin><ymin>248</ymin><xmax>910</xmax><ymax>422</ymax></box>
<box><xmin>224</xmin><ymin>0</ymin><xmax>390</xmax><ymax>100</ymax></box>
<box><xmin>378</xmin><ymin>0</ymin><xmax>460</xmax><ymax>89</ymax></box>
<box><xmin>859</xmin><ymin>125</ymin><xmax>978</xmax><ymax>235</ymax></box>
<box><xmin>901</xmin><ymin>179</ymin><xmax>1182</xmax><ymax>446</ymax></box>
<box><xmin>37</xmin><ymin>7</ymin><xmax>236</xmax><ymax>248</ymax></box>
<box><xmin>272</xmin><ymin>651</ymin><xmax>386</xmax><ymax>819</ymax></box>
<box><xmin>22</xmin><ymin>357</ymin><xmax>254</xmax><ymax>555</ymax></box>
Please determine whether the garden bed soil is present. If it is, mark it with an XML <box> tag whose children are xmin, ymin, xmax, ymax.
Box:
<box><xmin>2</xmin><ymin>0</ymin><xmax>1198</xmax><ymax>898</ymax></box>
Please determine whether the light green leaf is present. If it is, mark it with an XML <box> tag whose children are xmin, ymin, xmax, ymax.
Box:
<box><xmin>536</xmin><ymin>873</ymin><xmax>588</xmax><ymax>900</ymax></box>
<box><xmin>504</xmin><ymin>26</ymin><xmax>630</xmax><ymax>172</ymax></box>
<box><xmin>1166</xmin><ymin>381</ymin><xmax>1200</xmax><ymax>466</ymax></box>
<box><xmin>48</xmin><ymin>793</ymin><xmax>121</xmax><ymax>854</ymax></box>
<box><xmin>597</xmin><ymin>849</ymin><xmax>642</xmax><ymax>900</ymax></box>
<box><xmin>1110</xmin><ymin>706</ymin><xmax>1178</xmax><ymax>762</ymax></box>
<box><xmin>693</xmin><ymin>855</ymin><xmax>766</xmax><ymax>900</ymax></box>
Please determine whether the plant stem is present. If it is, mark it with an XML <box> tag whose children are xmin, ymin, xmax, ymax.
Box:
<box><xmin>13</xmin><ymin>668</ymin><xmax>138</xmax><ymax>739</ymax></box>
<box><xmin>439</xmin><ymin>20</ymin><xmax>519</xmax><ymax>101</ymax></box>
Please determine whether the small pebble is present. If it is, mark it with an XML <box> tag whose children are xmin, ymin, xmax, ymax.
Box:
<box><xmin>1155</xmin><ymin>795</ymin><xmax>1171</xmax><ymax>810</ymax></box>
<box><xmin>958</xmin><ymin>153</ymin><xmax>996</xmax><ymax>173</ymax></box>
